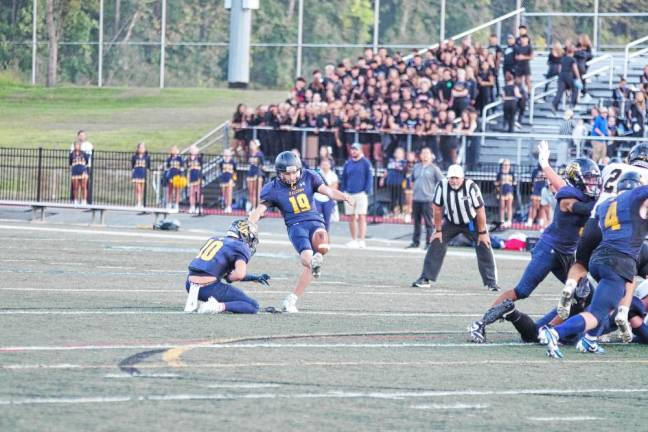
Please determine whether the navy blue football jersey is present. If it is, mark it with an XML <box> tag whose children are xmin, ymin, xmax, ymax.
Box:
<box><xmin>260</xmin><ymin>169</ymin><xmax>325</xmax><ymax>226</ymax></box>
<box><xmin>541</xmin><ymin>185</ymin><xmax>594</xmax><ymax>254</ymax></box>
<box><xmin>596</xmin><ymin>185</ymin><xmax>648</xmax><ymax>259</ymax></box>
<box><xmin>188</xmin><ymin>236</ymin><xmax>251</xmax><ymax>278</ymax></box>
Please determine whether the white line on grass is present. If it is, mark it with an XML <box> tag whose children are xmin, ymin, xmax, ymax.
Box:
<box><xmin>0</xmin><ymin>224</ymin><xmax>531</xmax><ymax>261</ymax></box>
<box><xmin>411</xmin><ymin>403</ymin><xmax>489</xmax><ymax>410</ymax></box>
<box><xmin>3</xmin><ymin>358</ymin><xmax>648</xmax><ymax>371</ymax></box>
<box><xmin>0</xmin><ymin>287</ymin><xmax>560</xmax><ymax>300</ymax></box>
<box><xmin>0</xmin><ymin>341</ymin><xmax>530</xmax><ymax>352</ymax></box>
<box><xmin>0</xmin><ymin>388</ymin><xmax>645</xmax><ymax>406</ymax></box>
<box><xmin>104</xmin><ymin>373</ymin><xmax>180</xmax><ymax>379</ymax></box>
<box><xmin>527</xmin><ymin>417</ymin><xmax>602</xmax><ymax>422</ymax></box>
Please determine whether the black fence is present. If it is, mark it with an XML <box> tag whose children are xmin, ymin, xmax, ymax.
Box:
<box><xmin>0</xmin><ymin>147</ymin><xmax>540</xmax><ymax>219</ymax></box>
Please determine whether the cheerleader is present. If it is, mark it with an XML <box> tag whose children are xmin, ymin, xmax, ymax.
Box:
<box><xmin>245</xmin><ymin>139</ymin><xmax>264</xmax><ymax>211</ymax></box>
<box><xmin>495</xmin><ymin>159</ymin><xmax>516</xmax><ymax>228</ymax></box>
<box><xmin>219</xmin><ymin>148</ymin><xmax>237</xmax><ymax>213</ymax></box>
<box><xmin>131</xmin><ymin>142</ymin><xmax>150</xmax><ymax>208</ymax></box>
<box><xmin>165</xmin><ymin>146</ymin><xmax>185</xmax><ymax>210</ymax></box>
<box><xmin>69</xmin><ymin>139</ymin><xmax>89</xmax><ymax>205</ymax></box>
<box><xmin>186</xmin><ymin>145</ymin><xmax>203</xmax><ymax>214</ymax></box>
<box><xmin>526</xmin><ymin>164</ymin><xmax>546</xmax><ymax>227</ymax></box>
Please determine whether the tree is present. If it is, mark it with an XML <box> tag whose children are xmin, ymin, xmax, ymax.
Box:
<box><xmin>45</xmin><ymin>0</ymin><xmax>58</xmax><ymax>86</ymax></box>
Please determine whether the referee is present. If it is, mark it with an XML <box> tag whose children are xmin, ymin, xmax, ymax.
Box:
<box><xmin>412</xmin><ymin>164</ymin><xmax>499</xmax><ymax>291</ymax></box>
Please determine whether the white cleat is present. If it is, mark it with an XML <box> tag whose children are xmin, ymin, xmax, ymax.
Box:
<box><xmin>282</xmin><ymin>293</ymin><xmax>299</xmax><ymax>313</ymax></box>
<box><xmin>197</xmin><ymin>297</ymin><xmax>225</xmax><ymax>314</ymax></box>
<box><xmin>357</xmin><ymin>240</ymin><xmax>366</xmax><ymax>249</ymax></box>
<box><xmin>557</xmin><ymin>283</ymin><xmax>576</xmax><ymax>320</ymax></box>
<box><xmin>311</xmin><ymin>252</ymin><xmax>324</xmax><ymax>279</ymax></box>
<box><xmin>346</xmin><ymin>240</ymin><xmax>359</xmax><ymax>248</ymax></box>
<box><xmin>184</xmin><ymin>282</ymin><xmax>201</xmax><ymax>313</ymax></box>
<box><xmin>615</xmin><ymin>306</ymin><xmax>632</xmax><ymax>343</ymax></box>
<box><xmin>538</xmin><ymin>326</ymin><xmax>563</xmax><ymax>359</ymax></box>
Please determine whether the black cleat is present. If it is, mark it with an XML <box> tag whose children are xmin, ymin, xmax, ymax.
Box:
<box><xmin>485</xmin><ymin>284</ymin><xmax>501</xmax><ymax>292</ymax></box>
<box><xmin>405</xmin><ymin>243</ymin><xmax>420</xmax><ymax>249</ymax></box>
<box><xmin>481</xmin><ymin>299</ymin><xmax>515</xmax><ymax>326</ymax></box>
<box><xmin>412</xmin><ymin>277</ymin><xmax>431</xmax><ymax>288</ymax></box>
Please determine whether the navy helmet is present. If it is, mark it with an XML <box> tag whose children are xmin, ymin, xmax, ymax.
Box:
<box><xmin>627</xmin><ymin>143</ymin><xmax>648</xmax><ymax>169</ymax></box>
<box><xmin>227</xmin><ymin>219</ymin><xmax>259</xmax><ymax>255</ymax></box>
<box><xmin>275</xmin><ymin>151</ymin><xmax>302</xmax><ymax>186</ymax></box>
<box><xmin>565</xmin><ymin>158</ymin><xmax>601</xmax><ymax>198</ymax></box>
<box><xmin>617</xmin><ymin>171</ymin><xmax>644</xmax><ymax>193</ymax></box>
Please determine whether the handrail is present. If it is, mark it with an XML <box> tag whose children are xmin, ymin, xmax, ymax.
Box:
<box><xmin>181</xmin><ymin>121</ymin><xmax>229</xmax><ymax>154</ymax></box>
<box><xmin>623</xmin><ymin>35</ymin><xmax>648</xmax><ymax>78</ymax></box>
<box><xmin>403</xmin><ymin>8</ymin><xmax>525</xmax><ymax>61</ymax></box>
<box><xmin>529</xmin><ymin>54</ymin><xmax>614</xmax><ymax>123</ymax></box>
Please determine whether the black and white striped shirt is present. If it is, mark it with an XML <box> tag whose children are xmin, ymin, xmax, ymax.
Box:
<box><xmin>432</xmin><ymin>178</ymin><xmax>484</xmax><ymax>225</ymax></box>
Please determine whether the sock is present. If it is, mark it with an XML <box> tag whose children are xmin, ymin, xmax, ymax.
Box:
<box><xmin>506</xmin><ymin>309</ymin><xmax>539</xmax><ymax>342</ymax></box>
<box><xmin>555</xmin><ymin>314</ymin><xmax>586</xmax><ymax>340</ymax></box>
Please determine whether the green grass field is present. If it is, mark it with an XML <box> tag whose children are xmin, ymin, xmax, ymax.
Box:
<box><xmin>1</xmin><ymin>219</ymin><xmax>647</xmax><ymax>431</ymax></box>
<box><xmin>0</xmin><ymin>79</ymin><xmax>284</xmax><ymax>152</ymax></box>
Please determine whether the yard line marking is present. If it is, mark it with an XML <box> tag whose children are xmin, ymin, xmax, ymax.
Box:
<box><xmin>0</xmin><ymin>388</ymin><xmax>646</xmax><ymax>405</ymax></box>
<box><xmin>527</xmin><ymin>417</ymin><xmax>602</xmax><ymax>422</ymax></box>
<box><xmin>0</xmin><ymin>224</ymin><xmax>531</xmax><ymax>261</ymax></box>
<box><xmin>0</xmin><ymin>287</ymin><xmax>561</xmax><ymax>300</ymax></box>
<box><xmin>4</xmin><ymin>359</ymin><xmax>648</xmax><ymax>371</ymax></box>
<box><xmin>104</xmin><ymin>373</ymin><xmax>180</xmax><ymax>379</ymax></box>
<box><xmin>206</xmin><ymin>383</ymin><xmax>282</xmax><ymax>389</ymax></box>
<box><xmin>411</xmin><ymin>403</ymin><xmax>489</xmax><ymax>410</ymax></box>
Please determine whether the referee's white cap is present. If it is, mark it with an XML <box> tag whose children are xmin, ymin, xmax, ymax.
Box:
<box><xmin>447</xmin><ymin>164</ymin><xmax>464</xmax><ymax>178</ymax></box>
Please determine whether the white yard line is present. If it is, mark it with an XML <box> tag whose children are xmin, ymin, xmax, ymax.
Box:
<box><xmin>0</xmin><ymin>388</ymin><xmax>645</xmax><ymax>406</ymax></box>
<box><xmin>527</xmin><ymin>416</ymin><xmax>602</xmax><ymax>422</ymax></box>
<box><xmin>0</xmin><ymin>224</ymin><xmax>531</xmax><ymax>261</ymax></box>
<box><xmin>411</xmin><ymin>403</ymin><xmax>489</xmax><ymax>410</ymax></box>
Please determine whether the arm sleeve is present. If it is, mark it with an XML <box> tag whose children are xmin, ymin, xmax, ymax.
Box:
<box><xmin>570</xmin><ymin>200</ymin><xmax>595</xmax><ymax>216</ymax></box>
<box><xmin>468</xmin><ymin>181</ymin><xmax>485</xmax><ymax>209</ymax></box>
<box><xmin>432</xmin><ymin>182</ymin><xmax>444</xmax><ymax>206</ymax></box>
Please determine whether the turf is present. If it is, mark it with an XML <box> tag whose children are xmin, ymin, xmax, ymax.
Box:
<box><xmin>0</xmin><ymin>84</ymin><xmax>284</xmax><ymax>152</ymax></box>
<box><xmin>0</xmin><ymin>220</ymin><xmax>647</xmax><ymax>431</ymax></box>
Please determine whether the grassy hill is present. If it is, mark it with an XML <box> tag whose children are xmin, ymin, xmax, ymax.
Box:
<box><xmin>0</xmin><ymin>76</ymin><xmax>284</xmax><ymax>153</ymax></box>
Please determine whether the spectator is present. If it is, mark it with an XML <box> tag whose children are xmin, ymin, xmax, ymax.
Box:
<box><xmin>551</xmin><ymin>46</ymin><xmax>580</xmax><ymax>114</ymax></box>
<box><xmin>514</xmin><ymin>34</ymin><xmax>534</xmax><ymax>95</ymax></box>
<box><xmin>526</xmin><ymin>164</ymin><xmax>545</xmax><ymax>227</ymax></box>
<box><xmin>411</xmin><ymin>164</ymin><xmax>499</xmax><ymax>290</ymax></box>
<box><xmin>501</xmin><ymin>71</ymin><xmax>520</xmax><ymax>132</ymax></box>
<box><xmin>514</xmin><ymin>75</ymin><xmax>527</xmax><ymax>128</ymax></box>
<box><xmin>640</xmin><ymin>64</ymin><xmax>648</xmax><ymax>84</ymax></box>
<box><xmin>626</xmin><ymin>91</ymin><xmax>646</xmax><ymax>137</ymax></box>
<box><xmin>408</xmin><ymin>147</ymin><xmax>443</xmax><ymax>249</ymax></box>
<box><xmin>186</xmin><ymin>145</ymin><xmax>203</xmax><ymax>215</ymax></box>
<box><xmin>246</xmin><ymin>139</ymin><xmax>265</xmax><ymax>211</ymax></box>
<box><xmin>543</xmin><ymin>42</ymin><xmax>563</xmax><ymax>95</ymax></box>
<box><xmin>231</xmin><ymin>104</ymin><xmax>248</xmax><ymax>154</ymax></box>
<box><xmin>590</xmin><ymin>106</ymin><xmax>609</xmax><ymax>163</ymax></box>
<box><xmin>611</xmin><ymin>76</ymin><xmax>630</xmax><ymax>109</ymax></box>
<box><xmin>495</xmin><ymin>159</ymin><xmax>516</xmax><ymax>228</ymax></box>
<box><xmin>130</xmin><ymin>142</ymin><xmax>150</xmax><ymax>208</ymax></box>
<box><xmin>218</xmin><ymin>148</ymin><xmax>237</xmax><ymax>213</ymax></box>
<box><xmin>558</xmin><ymin>109</ymin><xmax>575</xmax><ymax>165</ymax></box>
<box><xmin>341</xmin><ymin>143</ymin><xmax>372</xmax><ymax>248</ymax></box>
<box><xmin>476</xmin><ymin>61</ymin><xmax>495</xmax><ymax>112</ymax></box>
<box><xmin>70</xmin><ymin>130</ymin><xmax>93</xmax><ymax>166</ymax></box>
<box><xmin>164</xmin><ymin>145</ymin><xmax>184</xmax><ymax>210</ymax></box>
<box><xmin>572</xmin><ymin>118</ymin><xmax>588</xmax><ymax>156</ymax></box>
<box><xmin>574</xmin><ymin>34</ymin><xmax>593</xmax><ymax>100</ymax></box>
<box><xmin>487</xmin><ymin>34</ymin><xmax>503</xmax><ymax>94</ymax></box>
<box><xmin>403</xmin><ymin>150</ymin><xmax>417</xmax><ymax>223</ymax></box>
<box><xmin>382</xmin><ymin>147</ymin><xmax>407</xmax><ymax>217</ymax></box>
<box><xmin>69</xmin><ymin>138</ymin><xmax>89</xmax><ymax>205</ymax></box>
<box><xmin>314</xmin><ymin>158</ymin><xmax>339</xmax><ymax>231</ymax></box>
<box><xmin>502</xmin><ymin>34</ymin><xmax>517</xmax><ymax>79</ymax></box>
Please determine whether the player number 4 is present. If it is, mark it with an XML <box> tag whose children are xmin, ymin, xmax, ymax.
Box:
<box><xmin>604</xmin><ymin>201</ymin><xmax>620</xmax><ymax>231</ymax></box>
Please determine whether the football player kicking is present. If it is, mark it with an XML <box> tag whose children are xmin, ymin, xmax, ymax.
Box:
<box><xmin>248</xmin><ymin>151</ymin><xmax>354</xmax><ymax>313</ymax></box>
<box><xmin>556</xmin><ymin>143</ymin><xmax>648</xmax><ymax>342</ymax></box>
<box><xmin>183</xmin><ymin>219</ymin><xmax>270</xmax><ymax>314</ymax></box>
<box><xmin>539</xmin><ymin>178</ymin><xmax>648</xmax><ymax>358</ymax></box>
<box><xmin>469</xmin><ymin>152</ymin><xmax>601</xmax><ymax>343</ymax></box>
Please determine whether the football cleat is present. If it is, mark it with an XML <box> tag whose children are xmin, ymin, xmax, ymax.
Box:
<box><xmin>481</xmin><ymin>299</ymin><xmax>515</xmax><ymax>325</ymax></box>
<box><xmin>468</xmin><ymin>320</ymin><xmax>487</xmax><ymax>343</ymax></box>
<box><xmin>282</xmin><ymin>293</ymin><xmax>299</xmax><ymax>313</ymax></box>
<box><xmin>615</xmin><ymin>309</ymin><xmax>633</xmax><ymax>344</ymax></box>
<box><xmin>485</xmin><ymin>284</ymin><xmax>501</xmax><ymax>292</ymax></box>
<box><xmin>538</xmin><ymin>326</ymin><xmax>563</xmax><ymax>359</ymax></box>
<box><xmin>576</xmin><ymin>336</ymin><xmax>605</xmax><ymax>354</ymax></box>
<box><xmin>311</xmin><ymin>252</ymin><xmax>324</xmax><ymax>279</ymax></box>
<box><xmin>184</xmin><ymin>282</ymin><xmax>201</xmax><ymax>313</ymax></box>
<box><xmin>412</xmin><ymin>277</ymin><xmax>431</xmax><ymax>288</ymax></box>
<box><xmin>557</xmin><ymin>283</ymin><xmax>576</xmax><ymax>320</ymax></box>
<box><xmin>197</xmin><ymin>297</ymin><xmax>225</xmax><ymax>314</ymax></box>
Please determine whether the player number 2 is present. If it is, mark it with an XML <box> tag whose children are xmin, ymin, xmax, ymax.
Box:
<box><xmin>288</xmin><ymin>193</ymin><xmax>311</xmax><ymax>213</ymax></box>
<box><xmin>197</xmin><ymin>239</ymin><xmax>223</xmax><ymax>260</ymax></box>
<box><xmin>604</xmin><ymin>201</ymin><xmax>620</xmax><ymax>231</ymax></box>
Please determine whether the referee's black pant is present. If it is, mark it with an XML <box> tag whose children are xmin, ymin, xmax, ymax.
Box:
<box><xmin>420</xmin><ymin>221</ymin><xmax>497</xmax><ymax>286</ymax></box>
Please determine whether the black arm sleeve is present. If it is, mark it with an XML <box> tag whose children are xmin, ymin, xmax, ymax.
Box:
<box><xmin>570</xmin><ymin>200</ymin><xmax>595</xmax><ymax>216</ymax></box>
